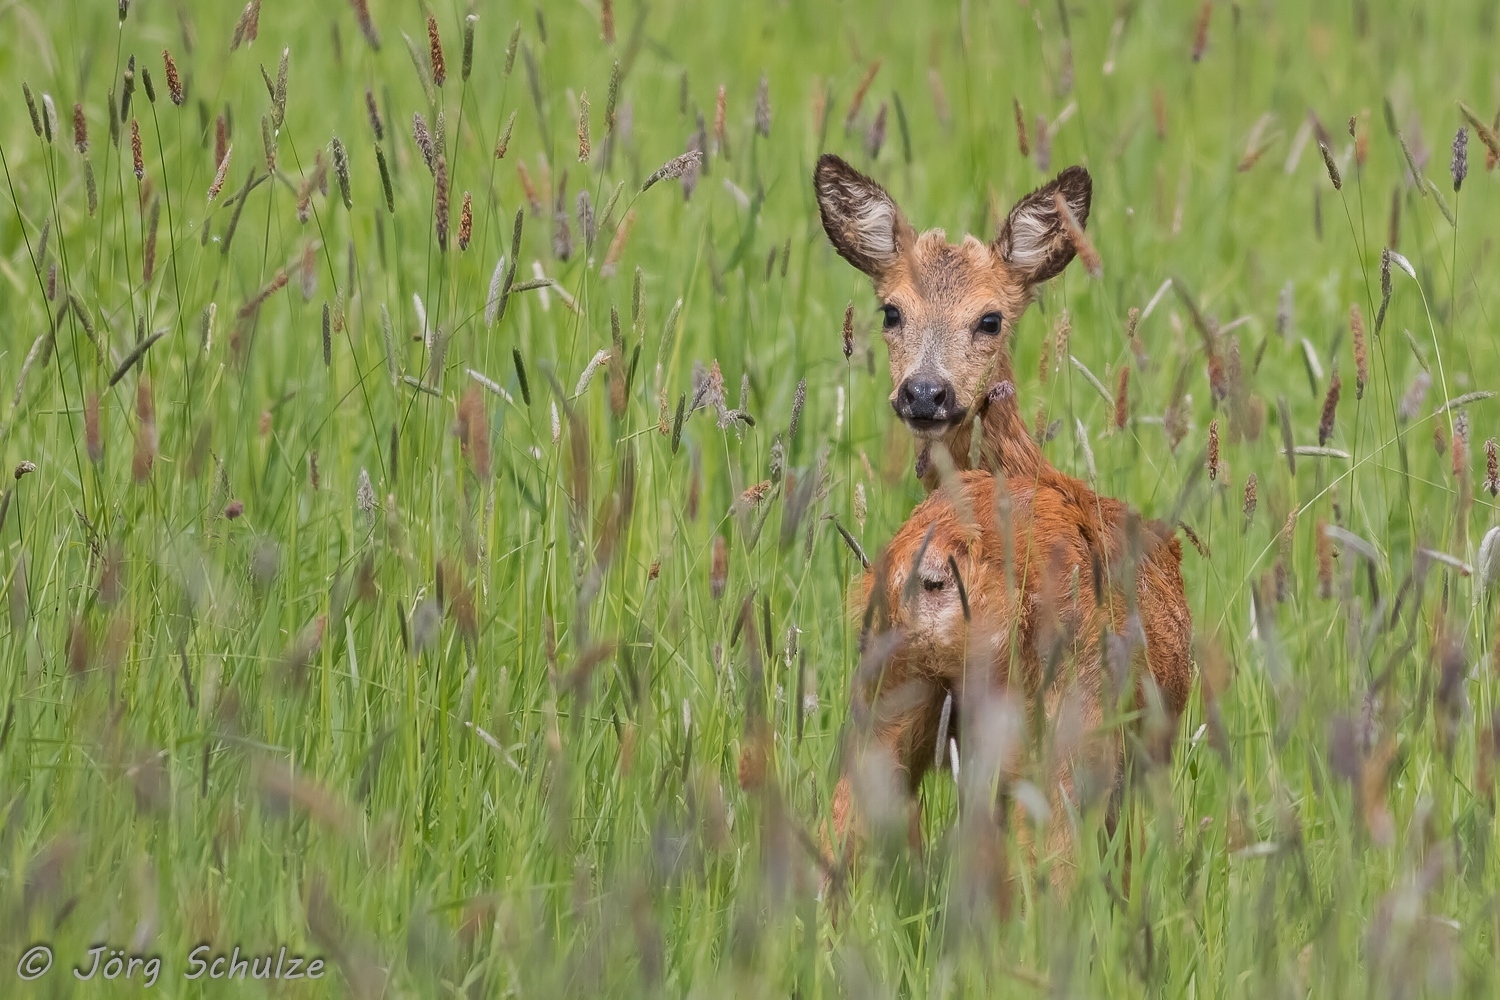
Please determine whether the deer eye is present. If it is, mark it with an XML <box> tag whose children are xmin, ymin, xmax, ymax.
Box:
<box><xmin>976</xmin><ymin>312</ymin><xmax>1003</xmax><ymax>336</ymax></box>
<box><xmin>881</xmin><ymin>304</ymin><xmax>902</xmax><ymax>330</ymax></box>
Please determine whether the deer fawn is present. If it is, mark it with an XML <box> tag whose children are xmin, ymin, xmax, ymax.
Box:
<box><xmin>833</xmin><ymin>470</ymin><xmax>1147</xmax><ymax>876</ymax></box>
<box><xmin>814</xmin><ymin>155</ymin><xmax>1193</xmax><ymax>873</ymax></box>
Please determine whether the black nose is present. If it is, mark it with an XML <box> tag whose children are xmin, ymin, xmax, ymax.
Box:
<box><xmin>897</xmin><ymin>378</ymin><xmax>953</xmax><ymax>421</ymax></box>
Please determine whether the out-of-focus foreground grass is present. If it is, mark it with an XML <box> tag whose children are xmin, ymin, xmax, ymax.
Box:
<box><xmin>2</xmin><ymin>0</ymin><xmax>1499</xmax><ymax>995</ymax></box>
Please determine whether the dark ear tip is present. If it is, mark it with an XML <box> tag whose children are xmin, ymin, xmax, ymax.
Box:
<box><xmin>815</xmin><ymin>152</ymin><xmax>852</xmax><ymax>184</ymax></box>
<box><xmin>1057</xmin><ymin>164</ymin><xmax>1092</xmax><ymax>192</ymax></box>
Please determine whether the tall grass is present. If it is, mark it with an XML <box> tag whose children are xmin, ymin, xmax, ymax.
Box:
<box><xmin>1</xmin><ymin>1</ymin><xmax>1499</xmax><ymax>996</ymax></box>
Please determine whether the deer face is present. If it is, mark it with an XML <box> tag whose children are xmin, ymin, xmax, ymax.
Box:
<box><xmin>814</xmin><ymin>155</ymin><xmax>1092</xmax><ymax>440</ymax></box>
<box><xmin>865</xmin><ymin>472</ymin><xmax>1015</xmax><ymax>671</ymax></box>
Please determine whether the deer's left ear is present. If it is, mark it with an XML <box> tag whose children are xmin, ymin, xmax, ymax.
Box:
<box><xmin>814</xmin><ymin>154</ymin><xmax>915</xmax><ymax>281</ymax></box>
<box><xmin>994</xmin><ymin>165</ymin><xmax>1092</xmax><ymax>286</ymax></box>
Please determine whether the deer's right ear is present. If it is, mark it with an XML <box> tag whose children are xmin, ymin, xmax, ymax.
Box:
<box><xmin>814</xmin><ymin>154</ymin><xmax>913</xmax><ymax>280</ymax></box>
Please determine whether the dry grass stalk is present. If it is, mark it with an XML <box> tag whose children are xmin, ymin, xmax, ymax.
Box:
<box><xmin>1054</xmin><ymin>190</ymin><xmax>1101</xmax><ymax>277</ymax></box>
<box><xmin>600</xmin><ymin>209</ymin><xmax>636</xmax><ymax>277</ymax></box>
<box><xmin>844</xmin><ymin>60</ymin><xmax>881</xmax><ymax>133</ymax></box>
<box><xmin>349</xmin><ymin>0</ymin><xmax>380</xmax><ymax>49</ymax></box>
<box><xmin>710</xmin><ymin>535</ymin><xmax>728</xmax><ymax>599</ymax></box>
<box><xmin>1191</xmin><ymin>2</ymin><xmax>1211</xmax><ymax>61</ymax></box>
<box><xmin>132</xmin><ymin>377</ymin><xmax>157</xmax><ymax>482</ymax></box>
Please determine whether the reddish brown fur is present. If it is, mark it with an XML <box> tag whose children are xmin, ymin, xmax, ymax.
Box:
<box><xmin>830</xmin><ymin>472</ymin><xmax>1185</xmax><ymax>874</ymax></box>
<box><xmin>815</xmin><ymin>155</ymin><xmax>1194</xmax><ymax>869</ymax></box>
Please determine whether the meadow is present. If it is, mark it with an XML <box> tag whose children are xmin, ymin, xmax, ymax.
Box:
<box><xmin>2</xmin><ymin>0</ymin><xmax>1499</xmax><ymax>995</ymax></box>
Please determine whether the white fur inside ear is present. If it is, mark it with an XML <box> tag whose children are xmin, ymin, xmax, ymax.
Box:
<box><xmin>849</xmin><ymin>196</ymin><xmax>900</xmax><ymax>266</ymax></box>
<box><xmin>1004</xmin><ymin>202</ymin><xmax>1058</xmax><ymax>271</ymax></box>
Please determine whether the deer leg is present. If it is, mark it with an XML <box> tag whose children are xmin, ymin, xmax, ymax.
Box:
<box><xmin>827</xmin><ymin>677</ymin><xmax>946</xmax><ymax>878</ymax></box>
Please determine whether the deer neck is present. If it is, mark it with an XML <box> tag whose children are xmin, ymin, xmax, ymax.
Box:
<box><xmin>920</xmin><ymin>350</ymin><xmax>1047</xmax><ymax>489</ymax></box>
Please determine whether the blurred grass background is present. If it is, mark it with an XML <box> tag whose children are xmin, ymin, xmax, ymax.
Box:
<box><xmin>2</xmin><ymin>0</ymin><xmax>1500</xmax><ymax>995</ymax></box>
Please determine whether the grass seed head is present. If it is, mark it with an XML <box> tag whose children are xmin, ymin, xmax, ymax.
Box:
<box><xmin>865</xmin><ymin>102</ymin><xmax>887</xmax><ymax>159</ymax></box>
<box><xmin>504</xmin><ymin>21</ymin><xmax>520</xmax><ymax>76</ymax></box>
<box><xmin>349</xmin><ymin>0</ymin><xmax>380</xmax><ymax>49</ymax></box>
<box><xmin>458</xmin><ymin>192</ymin><xmax>473</xmax><ymax>250</ymax></box>
<box><xmin>1012</xmin><ymin>97</ymin><xmax>1029</xmax><ymax>155</ymax></box>
<box><xmin>1319</xmin><ymin>370</ymin><xmax>1341</xmax><ymax>446</ymax></box>
<box><xmin>412</xmin><ymin>112</ymin><xmax>435</xmax><ymax>172</ymax></box>
<box><xmin>331</xmin><ymin>136</ymin><xmax>351</xmax><ymax>208</ymax></box>
<box><xmin>1452</xmin><ymin>126</ymin><xmax>1469</xmax><ymax>191</ymax></box>
<box><xmin>1398</xmin><ymin>371</ymin><xmax>1430</xmax><ymax>423</ymax></box>
<box><xmin>376</xmin><ymin>144</ymin><xmax>393</xmax><ymax>212</ymax></box>
<box><xmin>130</xmin><ymin>118</ymin><xmax>144</xmax><ymax>178</ymax></box>
<box><xmin>1114</xmin><ymin>364</ymin><xmax>1130</xmax><ymax>430</ymax></box>
<box><xmin>1488</xmin><ymin>438</ymin><xmax>1499</xmax><ymax>497</ymax></box>
<box><xmin>272</xmin><ymin>47</ymin><xmax>289</xmax><ymax>127</ymax></box>
<box><xmin>432</xmin><ymin>156</ymin><xmax>447</xmax><ymax>251</ymax></box>
<box><xmin>364</xmin><ymin>87</ymin><xmax>383</xmax><ymax>140</ymax></box>
<box><xmin>710</xmin><ymin>535</ymin><xmax>728</xmax><ymax>600</ymax></box>
<box><xmin>230</xmin><ymin>0</ymin><xmax>261</xmax><ymax>52</ymax></box>
<box><xmin>755</xmin><ymin>74</ymin><xmax>771</xmax><ymax>137</ymax></box>
<box><xmin>641</xmin><ymin>150</ymin><xmax>702</xmax><ymax>192</ymax></box>
<box><xmin>1191</xmin><ymin>2</ymin><xmax>1211</xmax><ymax>61</ymax></box>
<box><xmin>427</xmin><ymin>13</ymin><xmax>446</xmax><ymax>87</ymax></box>
<box><xmin>72</xmin><ymin>102</ymin><xmax>87</xmax><ymax>153</ymax></box>
<box><xmin>462</xmin><ymin>14</ymin><xmax>475</xmax><ymax>82</ymax></box>
<box><xmin>1352</xmin><ymin>304</ymin><xmax>1368</xmax><ymax>397</ymax></box>
<box><xmin>714</xmin><ymin>84</ymin><xmax>729</xmax><ymax>157</ymax></box>
<box><xmin>1207</xmin><ymin>418</ymin><xmax>1220</xmax><ymax>480</ymax></box>
<box><xmin>577</xmin><ymin>89</ymin><xmax>591</xmax><ymax>162</ymax></box>
<box><xmin>600</xmin><ymin>209</ymin><xmax>636</xmax><ymax>276</ymax></box>
<box><xmin>163</xmin><ymin>48</ymin><xmax>184</xmax><ymax>105</ymax></box>
<box><xmin>1318</xmin><ymin>139</ymin><xmax>1342</xmax><ymax>190</ymax></box>
<box><xmin>576</xmin><ymin>189</ymin><xmax>594</xmax><ymax>248</ymax></box>
<box><xmin>260</xmin><ymin>115</ymin><xmax>277</xmax><ymax>171</ymax></box>
<box><xmin>789</xmin><ymin>378</ymin><xmax>806</xmax><ymax>442</ymax></box>
<box><xmin>495</xmin><ymin>109</ymin><xmax>516</xmax><ymax>159</ymax></box>
<box><xmin>23</xmin><ymin>83</ymin><xmax>42</xmax><ymax>136</ymax></box>
<box><xmin>142</xmin><ymin>199</ymin><xmax>160</xmax><ymax>283</ymax></box>
<box><xmin>844</xmin><ymin>59</ymin><xmax>881</xmax><ymax>133</ymax></box>
<box><xmin>1453</xmin><ymin>411</ymin><xmax>1471</xmax><ymax>477</ymax></box>
<box><xmin>510</xmin><ymin>347</ymin><xmax>528</xmax><ymax>407</ymax></box>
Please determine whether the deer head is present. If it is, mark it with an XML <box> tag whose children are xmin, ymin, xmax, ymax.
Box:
<box><xmin>814</xmin><ymin>154</ymin><xmax>1092</xmax><ymax>441</ymax></box>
